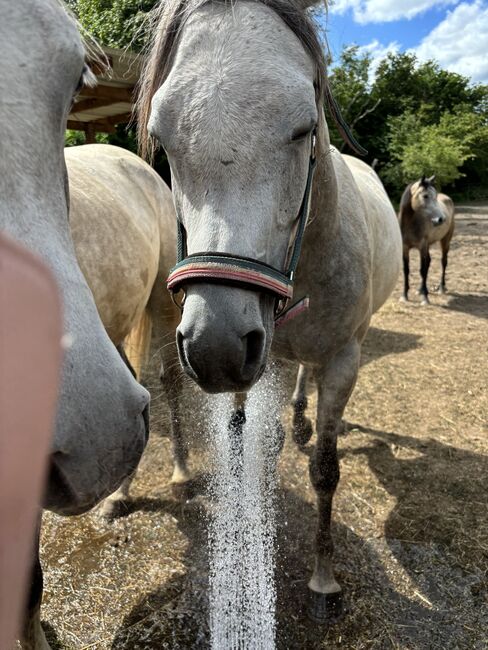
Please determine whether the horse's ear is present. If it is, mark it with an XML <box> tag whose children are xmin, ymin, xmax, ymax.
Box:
<box><xmin>421</xmin><ymin>174</ymin><xmax>426</xmax><ymax>184</ymax></box>
<box><xmin>427</xmin><ymin>174</ymin><xmax>436</xmax><ymax>184</ymax></box>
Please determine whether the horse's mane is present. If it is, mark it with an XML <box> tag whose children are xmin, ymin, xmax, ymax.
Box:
<box><xmin>137</xmin><ymin>0</ymin><xmax>330</xmax><ymax>161</ymax></box>
<box><xmin>399</xmin><ymin>183</ymin><xmax>413</xmax><ymax>217</ymax></box>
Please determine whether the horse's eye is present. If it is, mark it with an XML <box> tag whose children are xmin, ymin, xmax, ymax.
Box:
<box><xmin>75</xmin><ymin>67</ymin><xmax>86</xmax><ymax>95</ymax></box>
<box><xmin>291</xmin><ymin>123</ymin><xmax>316</xmax><ymax>142</ymax></box>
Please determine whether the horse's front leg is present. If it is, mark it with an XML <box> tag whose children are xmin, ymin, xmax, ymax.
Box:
<box><xmin>21</xmin><ymin>523</ymin><xmax>51</xmax><ymax>650</ymax></box>
<box><xmin>99</xmin><ymin>471</ymin><xmax>136</xmax><ymax>519</ymax></box>
<box><xmin>308</xmin><ymin>340</ymin><xmax>360</xmax><ymax>624</ymax></box>
<box><xmin>419</xmin><ymin>244</ymin><xmax>431</xmax><ymax>305</ymax></box>
<box><xmin>291</xmin><ymin>364</ymin><xmax>314</xmax><ymax>445</ymax></box>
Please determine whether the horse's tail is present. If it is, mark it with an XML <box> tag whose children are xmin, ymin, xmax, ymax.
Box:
<box><xmin>124</xmin><ymin>308</ymin><xmax>153</xmax><ymax>381</ymax></box>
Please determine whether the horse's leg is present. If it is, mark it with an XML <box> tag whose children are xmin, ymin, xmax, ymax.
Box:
<box><xmin>419</xmin><ymin>244</ymin><xmax>431</xmax><ymax>305</ymax></box>
<box><xmin>400</xmin><ymin>244</ymin><xmax>410</xmax><ymax>302</ymax></box>
<box><xmin>291</xmin><ymin>364</ymin><xmax>314</xmax><ymax>445</ymax></box>
<box><xmin>439</xmin><ymin>229</ymin><xmax>454</xmax><ymax>294</ymax></box>
<box><xmin>99</xmin><ymin>471</ymin><xmax>136</xmax><ymax>518</ymax></box>
<box><xmin>21</xmin><ymin>525</ymin><xmax>51</xmax><ymax>650</ymax></box>
<box><xmin>308</xmin><ymin>340</ymin><xmax>360</xmax><ymax>624</ymax></box>
<box><xmin>98</xmin><ymin>345</ymin><xmax>139</xmax><ymax>518</ymax></box>
<box><xmin>160</xmin><ymin>354</ymin><xmax>191</xmax><ymax>485</ymax></box>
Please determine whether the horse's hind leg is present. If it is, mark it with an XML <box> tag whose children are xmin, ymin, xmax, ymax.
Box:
<box><xmin>440</xmin><ymin>228</ymin><xmax>454</xmax><ymax>294</ymax></box>
<box><xmin>162</xmin><ymin>360</ymin><xmax>191</xmax><ymax>485</ymax></box>
<box><xmin>419</xmin><ymin>244</ymin><xmax>431</xmax><ymax>305</ymax></box>
<box><xmin>308</xmin><ymin>340</ymin><xmax>360</xmax><ymax>624</ymax></box>
<box><xmin>21</xmin><ymin>527</ymin><xmax>51</xmax><ymax>650</ymax></box>
<box><xmin>99</xmin><ymin>345</ymin><xmax>139</xmax><ymax>518</ymax></box>
<box><xmin>291</xmin><ymin>364</ymin><xmax>314</xmax><ymax>445</ymax></box>
<box><xmin>400</xmin><ymin>245</ymin><xmax>410</xmax><ymax>302</ymax></box>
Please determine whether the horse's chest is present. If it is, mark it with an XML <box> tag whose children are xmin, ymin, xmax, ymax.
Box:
<box><xmin>402</xmin><ymin>214</ymin><xmax>426</xmax><ymax>245</ymax></box>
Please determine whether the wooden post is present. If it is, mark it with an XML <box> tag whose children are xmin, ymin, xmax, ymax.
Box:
<box><xmin>85</xmin><ymin>123</ymin><xmax>97</xmax><ymax>144</ymax></box>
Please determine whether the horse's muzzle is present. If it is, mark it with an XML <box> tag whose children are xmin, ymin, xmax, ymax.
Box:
<box><xmin>176</xmin><ymin>325</ymin><xmax>266</xmax><ymax>393</ymax></box>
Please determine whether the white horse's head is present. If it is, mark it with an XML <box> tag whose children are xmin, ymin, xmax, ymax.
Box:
<box><xmin>140</xmin><ymin>0</ymin><xmax>325</xmax><ymax>392</ymax></box>
<box><xmin>0</xmin><ymin>0</ymin><xmax>149</xmax><ymax>515</ymax></box>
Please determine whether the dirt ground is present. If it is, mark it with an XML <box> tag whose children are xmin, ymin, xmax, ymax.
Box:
<box><xmin>40</xmin><ymin>204</ymin><xmax>488</xmax><ymax>650</ymax></box>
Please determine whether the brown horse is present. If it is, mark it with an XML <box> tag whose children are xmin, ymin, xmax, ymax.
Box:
<box><xmin>399</xmin><ymin>175</ymin><xmax>455</xmax><ymax>304</ymax></box>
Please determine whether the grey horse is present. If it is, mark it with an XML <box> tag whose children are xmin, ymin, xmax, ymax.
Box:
<box><xmin>138</xmin><ymin>0</ymin><xmax>401</xmax><ymax>623</ymax></box>
<box><xmin>0</xmin><ymin>2</ymin><xmax>150</xmax><ymax>647</ymax></box>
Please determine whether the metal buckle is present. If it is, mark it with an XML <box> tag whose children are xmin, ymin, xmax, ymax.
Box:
<box><xmin>170</xmin><ymin>289</ymin><xmax>186</xmax><ymax>312</ymax></box>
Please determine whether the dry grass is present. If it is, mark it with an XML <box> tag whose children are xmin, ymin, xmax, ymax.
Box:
<box><xmin>41</xmin><ymin>206</ymin><xmax>488</xmax><ymax>649</ymax></box>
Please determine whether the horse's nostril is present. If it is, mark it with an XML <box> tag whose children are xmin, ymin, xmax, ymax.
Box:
<box><xmin>242</xmin><ymin>328</ymin><xmax>265</xmax><ymax>375</ymax></box>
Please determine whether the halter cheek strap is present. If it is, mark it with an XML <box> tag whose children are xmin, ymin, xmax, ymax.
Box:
<box><xmin>167</xmin><ymin>130</ymin><xmax>317</xmax><ymax>324</ymax></box>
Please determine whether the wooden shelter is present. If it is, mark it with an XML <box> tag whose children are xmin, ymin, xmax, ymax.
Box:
<box><xmin>68</xmin><ymin>46</ymin><xmax>141</xmax><ymax>142</ymax></box>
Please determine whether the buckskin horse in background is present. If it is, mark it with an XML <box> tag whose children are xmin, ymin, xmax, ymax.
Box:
<box><xmin>138</xmin><ymin>0</ymin><xmax>402</xmax><ymax>623</ymax></box>
<box><xmin>399</xmin><ymin>175</ymin><xmax>455</xmax><ymax>304</ymax></box>
<box><xmin>0</xmin><ymin>3</ymin><xmax>150</xmax><ymax>648</ymax></box>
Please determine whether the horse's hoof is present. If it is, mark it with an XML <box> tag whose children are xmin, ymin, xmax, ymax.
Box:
<box><xmin>171</xmin><ymin>480</ymin><xmax>192</xmax><ymax>501</ymax></box>
<box><xmin>228</xmin><ymin>408</ymin><xmax>246</xmax><ymax>433</ymax></box>
<box><xmin>307</xmin><ymin>588</ymin><xmax>344</xmax><ymax>625</ymax></box>
<box><xmin>98</xmin><ymin>498</ymin><xmax>128</xmax><ymax>521</ymax></box>
<box><xmin>399</xmin><ymin>295</ymin><xmax>408</xmax><ymax>303</ymax></box>
<box><xmin>420</xmin><ymin>296</ymin><xmax>430</xmax><ymax>306</ymax></box>
<box><xmin>293</xmin><ymin>418</ymin><xmax>313</xmax><ymax>446</ymax></box>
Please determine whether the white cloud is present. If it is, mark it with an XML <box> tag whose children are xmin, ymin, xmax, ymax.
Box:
<box><xmin>411</xmin><ymin>1</ymin><xmax>488</xmax><ymax>82</ymax></box>
<box><xmin>330</xmin><ymin>0</ymin><xmax>458</xmax><ymax>23</ymax></box>
<box><xmin>355</xmin><ymin>39</ymin><xmax>401</xmax><ymax>82</ymax></box>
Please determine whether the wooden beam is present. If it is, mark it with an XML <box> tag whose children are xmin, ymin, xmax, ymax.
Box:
<box><xmin>77</xmin><ymin>84</ymin><xmax>134</xmax><ymax>103</ymax></box>
<box><xmin>67</xmin><ymin>120</ymin><xmax>116</xmax><ymax>134</ymax></box>
<box><xmin>101</xmin><ymin>112</ymin><xmax>133</xmax><ymax>126</ymax></box>
<box><xmin>71</xmin><ymin>96</ymin><xmax>122</xmax><ymax>114</ymax></box>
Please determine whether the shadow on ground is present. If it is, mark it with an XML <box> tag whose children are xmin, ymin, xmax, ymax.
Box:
<box><xmin>442</xmin><ymin>292</ymin><xmax>488</xmax><ymax>320</ymax></box>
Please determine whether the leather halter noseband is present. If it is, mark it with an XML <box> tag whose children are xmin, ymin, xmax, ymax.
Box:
<box><xmin>167</xmin><ymin>130</ymin><xmax>317</xmax><ymax>324</ymax></box>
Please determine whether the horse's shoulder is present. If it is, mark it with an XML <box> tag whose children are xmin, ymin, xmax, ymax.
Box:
<box><xmin>437</xmin><ymin>193</ymin><xmax>455</xmax><ymax>216</ymax></box>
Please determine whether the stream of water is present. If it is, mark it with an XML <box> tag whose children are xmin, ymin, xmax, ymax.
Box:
<box><xmin>207</xmin><ymin>368</ymin><xmax>285</xmax><ymax>650</ymax></box>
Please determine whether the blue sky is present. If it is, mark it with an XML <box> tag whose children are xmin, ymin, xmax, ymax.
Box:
<box><xmin>316</xmin><ymin>0</ymin><xmax>488</xmax><ymax>83</ymax></box>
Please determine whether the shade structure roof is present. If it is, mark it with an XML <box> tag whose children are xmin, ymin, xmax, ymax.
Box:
<box><xmin>67</xmin><ymin>46</ymin><xmax>141</xmax><ymax>138</ymax></box>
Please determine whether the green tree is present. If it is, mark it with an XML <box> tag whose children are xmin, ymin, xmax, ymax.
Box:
<box><xmin>401</xmin><ymin>129</ymin><xmax>472</xmax><ymax>188</ymax></box>
<box><xmin>328</xmin><ymin>46</ymin><xmax>379</xmax><ymax>152</ymax></box>
<box><xmin>66</xmin><ymin>0</ymin><xmax>158</xmax><ymax>50</ymax></box>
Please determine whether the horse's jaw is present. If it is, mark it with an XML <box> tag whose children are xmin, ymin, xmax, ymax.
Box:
<box><xmin>176</xmin><ymin>284</ymin><xmax>274</xmax><ymax>393</ymax></box>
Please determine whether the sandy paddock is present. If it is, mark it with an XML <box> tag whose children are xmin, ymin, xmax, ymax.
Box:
<box><xmin>40</xmin><ymin>204</ymin><xmax>487</xmax><ymax>649</ymax></box>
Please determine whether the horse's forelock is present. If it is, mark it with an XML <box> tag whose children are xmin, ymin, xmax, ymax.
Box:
<box><xmin>137</xmin><ymin>0</ymin><xmax>329</xmax><ymax>161</ymax></box>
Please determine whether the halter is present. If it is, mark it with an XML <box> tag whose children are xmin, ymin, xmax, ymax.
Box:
<box><xmin>167</xmin><ymin>130</ymin><xmax>318</xmax><ymax>325</ymax></box>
